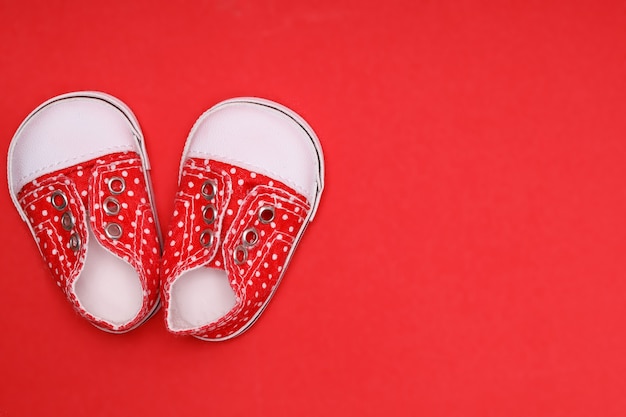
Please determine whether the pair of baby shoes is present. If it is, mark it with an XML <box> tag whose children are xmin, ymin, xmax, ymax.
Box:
<box><xmin>7</xmin><ymin>92</ymin><xmax>324</xmax><ymax>340</ymax></box>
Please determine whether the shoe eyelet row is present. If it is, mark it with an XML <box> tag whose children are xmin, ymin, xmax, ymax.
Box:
<box><xmin>104</xmin><ymin>177</ymin><xmax>124</xmax><ymax>240</ymax></box>
<box><xmin>50</xmin><ymin>190</ymin><xmax>81</xmax><ymax>252</ymax></box>
<box><xmin>232</xmin><ymin>205</ymin><xmax>275</xmax><ymax>265</ymax></box>
<box><xmin>197</xmin><ymin>180</ymin><xmax>219</xmax><ymax>248</ymax></box>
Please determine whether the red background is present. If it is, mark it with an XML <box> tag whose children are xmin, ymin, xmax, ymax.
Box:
<box><xmin>1</xmin><ymin>1</ymin><xmax>626</xmax><ymax>416</ymax></box>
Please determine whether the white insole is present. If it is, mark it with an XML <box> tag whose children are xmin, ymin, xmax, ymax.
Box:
<box><xmin>168</xmin><ymin>267</ymin><xmax>236</xmax><ymax>331</ymax></box>
<box><xmin>74</xmin><ymin>226</ymin><xmax>143</xmax><ymax>325</ymax></box>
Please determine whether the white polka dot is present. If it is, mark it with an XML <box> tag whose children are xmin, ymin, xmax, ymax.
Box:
<box><xmin>237</xmin><ymin>179</ymin><xmax>244</xmax><ymax>186</ymax></box>
<box><xmin>51</xmin><ymin>249</ymin><xmax>58</xmax><ymax>255</ymax></box>
<box><xmin>190</xmin><ymin>213</ymin><xmax>196</xmax><ymax>220</ymax></box>
<box><xmin>263</xmin><ymin>262</ymin><xmax>269</xmax><ymax>268</ymax></box>
<box><xmin>270</xmin><ymin>222</ymin><xmax>276</xmax><ymax>228</ymax></box>
<box><xmin>42</xmin><ymin>209</ymin><xmax>48</xmax><ymax>216</ymax></box>
<box><xmin>99</xmin><ymin>190</ymin><xmax>105</xmax><ymax>197</ymax></box>
<box><xmin>168</xmin><ymin>230</ymin><xmax>173</xmax><ymax>237</ymax></box>
<box><xmin>122</xmin><ymin>203</ymin><xmax>129</xmax><ymax>209</ymax></box>
<box><xmin>282</xmin><ymin>214</ymin><xmax>288</xmax><ymax>220</ymax></box>
<box><xmin>294</xmin><ymin>207</ymin><xmax>300</xmax><ymax>212</ymax></box>
<box><xmin>261</xmin><ymin>282</ymin><xmax>267</xmax><ymax>289</ymax></box>
<box><xmin>77</xmin><ymin>170</ymin><xmax>83</xmax><ymax>177</ymax></box>
<box><xmin>271</xmin><ymin>254</ymin><xmax>278</xmax><ymax>261</ymax></box>
<box><xmin>237</xmin><ymin>199</ymin><xmax>243</xmax><ymax>205</ymax></box>
<box><xmin>250</xmin><ymin>172</ymin><xmax>257</xmax><ymax>178</ymax></box>
<box><xmin>255</xmin><ymin>271</ymin><xmax>260</xmax><ymax>277</ymax></box>
<box><xmin>128</xmin><ymin>190</ymin><xmax>134</xmax><ymax>197</ymax></box>
<box><xmin>170</xmin><ymin>241</ymin><xmax>176</xmax><ymax>246</ymax></box>
<box><xmin>226</xmin><ymin>209</ymin><xmax>233</xmax><ymax>216</ymax></box>
<box><xmin>134</xmin><ymin>178</ymin><xmax>140</xmax><ymax>184</ymax></box>
<box><xmin>178</xmin><ymin>221</ymin><xmax>184</xmax><ymax>228</ymax></box>
<box><xmin>144</xmin><ymin>228</ymin><xmax>150</xmax><ymax>234</ymax></box>
<box><xmin>215</xmin><ymin>260</ymin><xmax>221</xmax><ymax>267</ymax></box>
<box><xmin>268</xmin><ymin>181</ymin><xmax>274</xmax><ymax>187</ymax></box>
<box><xmin>247</xmin><ymin>280</ymin><xmax>253</xmax><ymax>286</ymax></box>
<box><xmin>254</xmin><ymin>291</ymin><xmax>259</xmax><ymax>298</ymax></box>
<box><xmin>277</xmin><ymin>234</ymin><xmax>283</xmax><ymax>240</ymax></box>
<box><xmin>195</xmin><ymin>225</ymin><xmax>201</xmax><ymax>232</ymax></box>
<box><xmin>81</xmin><ymin>190</ymin><xmax>88</xmax><ymax>197</ymax></box>
<box><xmin>122</xmin><ymin>170</ymin><xmax>128</xmax><ymax>177</ymax></box>
<box><xmin>230</xmin><ymin>168</ymin><xmax>236</xmax><ymax>174</ymax></box>
<box><xmin>140</xmin><ymin>198</ymin><xmax>146</xmax><ymax>204</ymax></box>
<box><xmin>184</xmin><ymin>201</ymin><xmax>190</xmax><ymax>208</ymax></box>
<box><xmin>188</xmin><ymin>181</ymin><xmax>194</xmax><ymax>188</ymax></box>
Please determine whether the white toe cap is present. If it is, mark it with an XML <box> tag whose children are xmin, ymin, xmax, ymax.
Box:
<box><xmin>9</xmin><ymin>93</ymin><xmax>140</xmax><ymax>194</ymax></box>
<box><xmin>184</xmin><ymin>99</ymin><xmax>322</xmax><ymax>204</ymax></box>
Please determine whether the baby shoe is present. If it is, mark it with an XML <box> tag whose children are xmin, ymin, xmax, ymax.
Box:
<box><xmin>161</xmin><ymin>98</ymin><xmax>324</xmax><ymax>340</ymax></box>
<box><xmin>8</xmin><ymin>92</ymin><xmax>161</xmax><ymax>333</ymax></box>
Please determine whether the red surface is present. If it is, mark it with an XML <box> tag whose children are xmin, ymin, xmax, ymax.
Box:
<box><xmin>1</xmin><ymin>1</ymin><xmax>626</xmax><ymax>416</ymax></box>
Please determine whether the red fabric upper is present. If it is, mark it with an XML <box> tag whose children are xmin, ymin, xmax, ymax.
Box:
<box><xmin>17</xmin><ymin>151</ymin><xmax>161</xmax><ymax>332</ymax></box>
<box><xmin>161</xmin><ymin>158</ymin><xmax>310</xmax><ymax>339</ymax></box>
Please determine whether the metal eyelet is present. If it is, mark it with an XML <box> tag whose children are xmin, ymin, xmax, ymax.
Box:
<box><xmin>258</xmin><ymin>205</ymin><xmax>275</xmax><ymax>224</ymax></box>
<box><xmin>233</xmin><ymin>245</ymin><xmax>248</xmax><ymax>265</ymax></box>
<box><xmin>242</xmin><ymin>227</ymin><xmax>259</xmax><ymax>247</ymax></box>
<box><xmin>108</xmin><ymin>177</ymin><xmax>126</xmax><ymax>195</ymax></box>
<box><xmin>199</xmin><ymin>229</ymin><xmax>215</xmax><ymax>248</ymax></box>
<box><xmin>69</xmin><ymin>233</ymin><xmax>81</xmax><ymax>251</ymax></box>
<box><xmin>51</xmin><ymin>190</ymin><xmax>68</xmax><ymax>211</ymax></box>
<box><xmin>103</xmin><ymin>196</ymin><xmax>121</xmax><ymax>216</ymax></box>
<box><xmin>105</xmin><ymin>222</ymin><xmax>123</xmax><ymax>240</ymax></box>
<box><xmin>201</xmin><ymin>180</ymin><xmax>217</xmax><ymax>200</ymax></box>
<box><xmin>61</xmin><ymin>211</ymin><xmax>75</xmax><ymax>231</ymax></box>
<box><xmin>202</xmin><ymin>204</ymin><xmax>217</xmax><ymax>225</ymax></box>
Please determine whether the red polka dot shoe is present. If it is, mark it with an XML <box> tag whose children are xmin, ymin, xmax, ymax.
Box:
<box><xmin>161</xmin><ymin>98</ymin><xmax>324</xmax><ymax>341</ymax></box>
<box><xmin>7</xmin><ymin>92</ymin><xmax>161</xmax><ymax>333</ymax></box>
